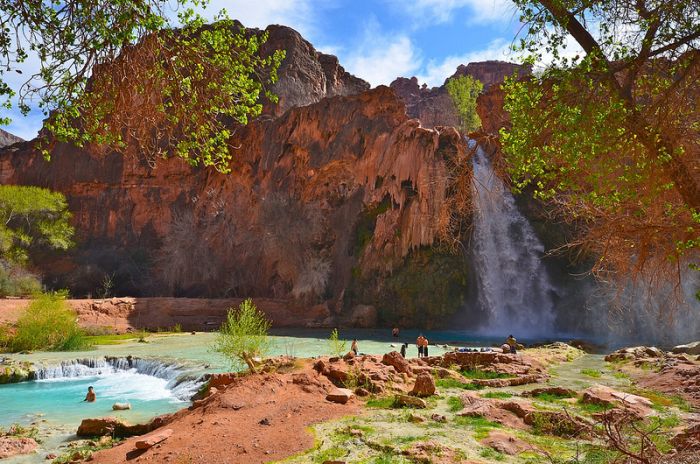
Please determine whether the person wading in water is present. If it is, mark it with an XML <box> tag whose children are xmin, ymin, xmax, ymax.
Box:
<box><xmin>83</xmin><ymin>386</ymin><xmax>96</xmax><ymax>402</ymax></box>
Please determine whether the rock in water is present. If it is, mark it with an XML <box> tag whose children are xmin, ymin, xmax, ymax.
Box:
<box><xmin>135</xmin><ymin>429</ymin><xmax>173</xmax><ymax>450</ymax></box>
<box><xmin>112</xmin><ymin>402</ymin><xmax>131</xmax><ymax>410</ymax></box>
<box><xmin>411</xmin><ymin>372</ymin><xmax>436</xmax><ymax>397</ymax></box>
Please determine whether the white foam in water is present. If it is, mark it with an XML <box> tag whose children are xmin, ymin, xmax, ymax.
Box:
<box><xmin>32</xmin><ymin>357</ymin><xmax>205</xmax><ymax>401</ymax></box>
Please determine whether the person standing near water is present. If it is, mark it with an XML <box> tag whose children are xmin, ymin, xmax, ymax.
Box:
<box><xmin>83</xmin><ymin>386</ymin><xmax>96</xmax><ymax>402</ymax></box>
<box><xmin>506</xmin><ymin>335</ymin><xmax>517</xmax><ymax>354</ymax></box>
<box><xmin>423</xmin><ymin>336</ymin><xmax>429</xmax><ymax>357</ymax></box>
<box><xmin>351</xmin><ymin>339</ymin><xmax>358</xmax><ymax>355</ymax></box>
<box><xmin>416</xmin><ymin>335</ymin><xmax>424</xmax><ymax>357</ymax></box>
<box><xmin>400</xmin><ymin>343</ymin><xmax>408</xmax><ymax>358</ymax></box>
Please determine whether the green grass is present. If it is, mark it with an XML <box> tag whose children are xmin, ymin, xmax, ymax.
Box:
<box><xmin>84</xmin><ymin>333</ymin><xmax>145</xmax><ymax>345</ymax></box>
<box><xmin>479</xmin><ymin>447</ymin><xmax>506</xmax><ymax>461</ymax></box>
<box><xmin>435</xmin><ymin>378</ymin><xmax>484</xmax><ymax>390</ymax></box>
<box><xmin>576</xmin><ymin>399</ymin><xmax>613</xmax><ymax>414</ymax></box>
<box><xmin>447</xmin><ymin>395</ymin><xmax>464</xmax><ymax>412</ymax></box>
<box><xmin>628</xmin><ymin>387</ymin><xmax>692</xmax><ymax>412</ymax></box>
<box><xmin>480</xmin><ymin>391</ymin><xmax>513</xmax><ymax>399</ymax></box>
<box><xmin>580</xmin><ymin>368</ymin><xmax>602</xmax><ymax>378</ymax></box>
<box><xmin>0</xmin><ymin>424</ymin><xmax>38</xmax><ymax>441</ymax></box>
<box><xmin>3</xmin><ymin>292</ymin><xmax>92</xmax><ymax>352</ymax></box>
<box><xmin>461</xmin><ymin>369</ymin><xmax>515</xmax><ymax>380</ymax></box>
<box><xmin>534</xmin><ymin>392</ymin><xmax>571</xmax><ymax>402</ymax></box>
<box><xmin>313</xmin><ymin>446</ymin><xmax>346</xmax><ymax>463</ymax></box>
<box><xmin>366</xmin><ymin>397</ymin><xmax>398</xmax><ymax>409</ymax></box>
<box><xmin>373</xmin><ymin>453</ymin><xmax>412</xmax><ymax>464</ymax></box>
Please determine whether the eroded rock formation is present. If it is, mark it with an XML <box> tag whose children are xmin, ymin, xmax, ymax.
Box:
<box><xmin>390</xmin><ymin>60</ymin><xmax>530</xmax><ymax>130</ymax></box>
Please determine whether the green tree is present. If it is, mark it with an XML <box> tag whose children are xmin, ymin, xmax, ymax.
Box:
<box><xmin>502</xmin><ymin>0</ymin><xmax>700</xmax><ymax>283</ymax></box>
<box><xmin>0</xmin><ymin>1</ymin><xmax>284</xmax><ymax>173</ymax></box>
<box><xmin>0</xmin><ymin>185</ymin><xmax>73</xmax><ymax>264</ymax></box>
<box><xmin>445</xmin><ymin>75</ymin><xmax>483</xmax><ymax>133</ymax></box>
<box><xmin>213</xmin><ymin>298</ymin><xmax>271</xmax><ymax>372</ymax></box>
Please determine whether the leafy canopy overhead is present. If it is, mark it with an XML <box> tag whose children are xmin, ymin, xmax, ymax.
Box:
<box><xmin>0</xmin><ymin>1</ymin><xmax>285</xmax><ymax>172</ymax></box>
<box><xmin>502</xmin><ymin>0</ymin><xmax>700</xmax><ymax>282</ymax></box>
<box><xmin>445</xmin><ymin>75</ymin><xmax>483</xmax><ymax>134</ymax></box>
<box><xmin>0</xmin><ymin>185</ymin><xmax>74</xmax><ymax>265</ymax></box>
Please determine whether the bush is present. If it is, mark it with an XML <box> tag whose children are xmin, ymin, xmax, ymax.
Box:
<box><xmin>328</xmin><ymin>328</ymin><xmax>347</xmax><ymax>357</ymax></box>
<box><xmin>213</xmin><ymin>298</ymin><xmax>271</xmax><ymax>372</ymax></box>
<box><xmin>5</xmin><ymin>292</ymin><xmax>91</xmax><ymax>352</ymax></box>
<box><xmin>0</xmin><ymin>263</ymin><xmax>41</xmax><ymax>297</ymax></box>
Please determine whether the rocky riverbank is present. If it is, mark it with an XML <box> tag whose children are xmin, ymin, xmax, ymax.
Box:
<box><xmin>57</xmin><ymin>342</ymin><xmax>698</xmax><ymax>464</ymax></box>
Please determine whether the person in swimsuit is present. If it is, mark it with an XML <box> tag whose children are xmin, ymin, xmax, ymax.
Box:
<box><xmin>83</xmin><ymin>386</ymin><xmax>96</xmax><ymax>402</ymax></box>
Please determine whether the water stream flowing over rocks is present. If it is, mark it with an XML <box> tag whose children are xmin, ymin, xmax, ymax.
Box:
<box><xmin>31</xmin><ymin>357</ymin><xmax>205</xmax><ymax>400</ymax></box>
<box><xmin>471</xmin><ymin>145</ymin><xmax>557</xmax><ymax>337</ymax></box>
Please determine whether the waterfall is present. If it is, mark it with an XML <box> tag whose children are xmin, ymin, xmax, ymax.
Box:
<box><xmin>32</xmin><ymin>357</ymin><xmax>205</xmax><ymax>400</ymax></box>
<box><xmin>471</xmin><ymin>145</ymin><xmax>557</xmax><ymax>337</ymax></box>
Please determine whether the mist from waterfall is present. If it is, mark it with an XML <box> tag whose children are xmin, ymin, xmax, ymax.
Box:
<box><xmin>471</xmin><ymin>145</ymin><xmax>557</xmax><ymax>337</ymax></box>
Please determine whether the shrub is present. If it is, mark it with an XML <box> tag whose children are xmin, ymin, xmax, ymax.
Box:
<box><xmin>213</xmin><ymin>298</ymin><xmax>271</xmax><ymax>372</ymax></box>
<box><xmin>6</xmin><ymin>292</ymin><xmax>91</xmax><ymax>352</ymax></box>
<box><xmin>328</xmin><ymin>328</ymin><xmax>347</xmax><ymax>357</ymax></box>
<box><xmin>0</xmin><ymin>263</ymin><xmax>41</xmax><ymax>297</ymax></box>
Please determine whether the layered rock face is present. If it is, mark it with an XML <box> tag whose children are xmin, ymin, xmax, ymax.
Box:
<box><xmin>0</xmin><ymin>86</ymin><xmax>469</xmax><ymax>325</ymax></box>
<box><xmin>390</xmin><ymin>61</ymin><xmax>530</xmax><ymax>129</ymax></box>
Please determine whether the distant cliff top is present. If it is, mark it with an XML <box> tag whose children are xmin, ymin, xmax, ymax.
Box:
<box><xmin>0</xmin><ymin>128</ymin><xmax>23</xmax><ymax>148</ymax></box>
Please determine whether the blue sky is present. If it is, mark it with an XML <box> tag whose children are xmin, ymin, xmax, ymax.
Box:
<box><xmin>4</xmin><ymin>0</ymin><xmax>524</xmax><ymax>140</ymax></box>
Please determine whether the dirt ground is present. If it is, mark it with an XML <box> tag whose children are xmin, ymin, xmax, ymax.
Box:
<box><xmin>90</xmin><ymin>360</ymin><xmax>358</xmax><ymax>464</ymax></box>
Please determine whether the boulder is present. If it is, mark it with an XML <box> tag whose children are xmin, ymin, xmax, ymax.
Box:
<box><xmin>671</xmin><ymin>423</ymin><xmax>700</xmax><ymax>451</ymax></box>
<box><xmin>326</xmin><ymin>388</ymin><xmax>354</xmax><ymax>404</ymax></box>
<box><xmin>76</xmin><ymin>415</ymin><xmax>170</xmax><ymax>437</ymax></box>
<box><xmin>481</xmin><ymin>431</ymin><xmax>533</xmax><ymax>455</ymax></box>
<box><xmin>135</xmin><ymin>429</ymin><xmax>173</xmax><ymax>450</ymax></box>
<box><xmin>395</xmin><ymin>394</ymin><xmax>427</xmax><ymax>409</ymax></box>
<box><xmin>500</xmin><ymin>344</ymin><xmax>511</xmax><ymax>353</ymax></box>
<box><xmin>672</xmin><ymin>341</ymin><xmax>700</xmax><ymax>356</ymax></box>
<box><xmin>411</xmin><ymin>372</ymin><xmax>436</xmax><ymax>397</ymax></box>
<box><xmin>382</xmin><ymin>351</ymin><xmax>412</xmax><ymax>375</ymax></box>
<box><xmin>581</xmin><ymin>385</ymin><xmax>653</xmax><ymax>416</ymax></box>
<box><xmin>522</xmin><ymin>387</ymin><xmax>576</xmax><ymax>398</ymax></box>
<box><xmin>112</xmin><ymin>402</ymin><xmax>131</xmax><ymax>410</ymax></box>
<box><xmin>0</xmin><ymin>437</ymin><xmax>37</xmax><ymax>459</ymax></box>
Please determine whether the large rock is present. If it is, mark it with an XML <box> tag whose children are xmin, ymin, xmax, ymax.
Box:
<box><xmin>671</xmin><ymin>423</ymin><xmax>700</xmax><ymax>451</ymax></box>
<box><xmin>135</xmin><ymin>429</ymin><xmax>173</xmax><ymax>450</ymax></box>
<box><xmin>605</xmin><ymin>346</ymin><xmax>665</xmax><ymax>362</ymax></box>
<box><xmin>672</xmin><ymin>341</ymin><xmax>700</xmax><ymax>355</ymax></box>
<box><xmin>0</xmin><ymin>437</ymin><xmax>37</xmax><ymax>459</ymax></box>
<box><xmin>395</xmin><ymin>394</ymin><xmax>427</xmax><ymax>409</ymax></box>
<box><xmin>581</xmin><ymin>385</ymin><xmax>653</xmax><ymax>417</ymax></box>
<box><xmin>326</xmin><ymin>388</ymin><xmax>354</xmax><ymax>404</ymax></box>
<box><xmin>411</xmin><ymin>372</ymin><xmax>436</xmax><ymax>397</ymax></box>
<box><xmin>481</xmin><ymin>431</ymin><xmax>533</xmax><ymax>455</ymax></box>
<box><xmin>77</xmin><ymin>415</ymin><xmax>171</xmax><ymax>438</ymax></box>
<box><xmin>382</xmin><ymin>351</ymin><xmax>413</xmax><ymax>375</ymax></box>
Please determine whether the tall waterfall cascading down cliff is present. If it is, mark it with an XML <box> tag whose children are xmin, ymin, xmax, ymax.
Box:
<box><xmin>471</xmin><ymin>145</ymin><xmax>557</xmax><ymax>337</ymax></box>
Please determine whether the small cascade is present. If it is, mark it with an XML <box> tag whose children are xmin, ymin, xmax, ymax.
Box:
<box><xmin>32</xmin><ymin>357</ymin><xmax>206</xmax><ymax>400</ymax></box>
<box><xmin>471</xmin><ymin>145</ymin><xmax>557</xmax><ymax>337</ymax></box>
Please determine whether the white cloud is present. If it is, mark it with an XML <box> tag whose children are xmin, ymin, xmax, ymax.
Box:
<box><xmin>416</xmin><ymin>38</ymin><xmax>512</xmax><ymax>87</ymax></box>
<box><xmin>199</xmin><ymin>0</ymin><xmax>319</xmax><ymax>39</ymax></box>
<box><xmin>340</xmin><ymin>19</ymin><xmax>422</xmax><ymax>87</ymax></box>
<box><xmin>388</xmin><ymin>0</ymin><xmax>515</xmax><ymax>25</ymax></box>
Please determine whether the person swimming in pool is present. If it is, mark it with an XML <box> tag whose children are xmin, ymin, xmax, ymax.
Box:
<box><xmin>83</xmin><ymin>386</ymin><xmax>96</xmax><ymax>402</ymax></box>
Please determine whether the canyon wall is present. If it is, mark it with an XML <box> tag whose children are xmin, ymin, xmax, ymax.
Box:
<box><xmin>390</xmin><ymin>60</ymin><xmax>530</xmax><ymax>130</ymax></box>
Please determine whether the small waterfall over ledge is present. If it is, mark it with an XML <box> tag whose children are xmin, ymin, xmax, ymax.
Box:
<box><xmin>32</xmin><ymin>357</ymin><xmax>205</xmax><ymax>400</ymax></box>
<box><xmin>471</xmin><ymin>145</ymin><xmax>557</xmax><ymax>337</ymax></box>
